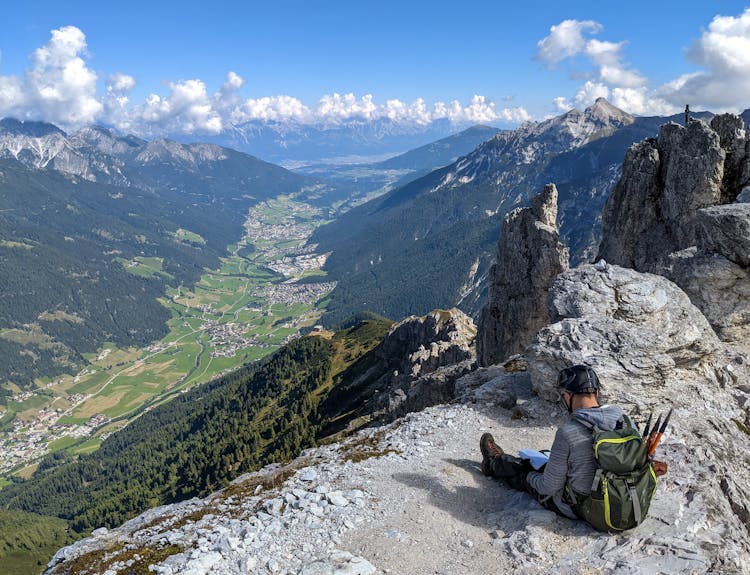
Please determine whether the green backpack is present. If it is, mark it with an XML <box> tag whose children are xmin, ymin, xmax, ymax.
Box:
<box><xmin>570</xmin><ymin>416</ymin><xmax>658</xmax><ymax>532</ymax></box>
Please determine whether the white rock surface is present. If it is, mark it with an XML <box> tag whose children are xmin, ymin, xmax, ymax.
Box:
<box><xmin>529</xmin><ymin>262</ymin><xmax>719</xmax><ymax>401</ymax></box>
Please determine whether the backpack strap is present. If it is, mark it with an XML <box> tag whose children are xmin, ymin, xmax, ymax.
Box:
<box><xmin>564</xmin><ymin>484</ymin><xmax>578</xmax><ymax>505</ymax></box>
<box><xmin>573</xmin><ymin>417</ymin><xmax>596</xmax><ymax>431</ymax></box>
<box><xmin>622</xmin><ymin>414</ymin><xmax>637</xmax><ymax>433</ymax></box>
<box><xmin>590</xmin><ymin>468</ymin><xmax>603</xmax><ymax>491</ymax></box>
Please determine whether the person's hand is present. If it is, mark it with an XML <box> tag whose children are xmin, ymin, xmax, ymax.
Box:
<box><xmin>652</xmin><ymin>459</ymin><xmax>668</xmax><ymax>477</ymax></box>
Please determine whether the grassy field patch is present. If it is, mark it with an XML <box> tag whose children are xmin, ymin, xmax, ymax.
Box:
<box><xmin>56</xmin><ymin>415</ymin><xmax>88</xmax><ymax>425</ymax></box>
<box><xmin>16</xmin><ymin>463</ymin><xmax>39</xmax><ymax>480</ymax></box>
<box><xmin>75</xmin><ymin>392</ymin><xmax>124</xmax><ymax>418</ymax></box>
<box><xmin>89</xmin><ymin>347</ymin><xmax>141</xmax><ymax>368</ymax></box>
<box><xmin>0</xmin><ymin>326</ymin><xmax>59</xmax><ymax>348</ymax></box>
<box><xmin>116</xmin><ymin>256</ymin><xmax>173</xmax><ymax>279</ymax></box>
<box><xmin>48</xmin><ymin>436</ymin><xmax>81</xmax><ymax>451</ymax></box>
<box><xmin>171</xmin><ymin>228</ymin><xmax>206</xmax><ymax>245</ymax></box>
<box><xmin>66</xmin><ymin>369</ymin><xmax>111</xmax><ymax>395</ymax></box>
<box><xmin>38</xmin><ymin>310</ymin><xmax>84</xmax><ymax>323</ymax></box>
<box><xmin>7</xmin><ymin>393</ymin><xmax>52</xmax><ymax>415</ymax></box>
<box><xmin>0</xmin><ymin>240</ymin><xmax>34</xmax><ymax>249</ymax></box>
<box><xmin>73</xmin><ymin>437</ymin><xmax>102</xmax><ymax>455</ymax></box>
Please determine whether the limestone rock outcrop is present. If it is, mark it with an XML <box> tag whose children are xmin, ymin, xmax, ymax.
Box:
<box><xmin>375</xmin><ymin>308</ymin><xmax>476</xmax><ymax>419</ymax></box>
<box><xmin>477</xmin><ymin>184</ymin><xmax>569</xmax><ymax>367</ymax></box>
<box><xmin>598</xmin><ymin>119</ymin><xmax>726</xmax><ymax>270</ymax></box>
<box><xmin>667</xmin><ymin>249</ymin><xmax>750</xmax><ymax>342</ymax></box>
<box><xmin>695</xmin><ymin>203</ymin><xmax>750</xmax><ymax>268</ymax></box>
<box><xmin>598</xmin><ymin>114</ymin><xmax>750</xmax><ymax>341</ymax></box>
<box><xmin>528</xmin><ymin>262</ymin><xmax>719</xmax><ymax>401</ymax></box>
<box><xmin>379</xmin><ymin>308</ymin><xmax>476</xmax><ymax>378</ymax></box>
<box><xmin>332</xmin><ymin>309</ymin><xmax>476</xmax><ymax>423</ymax></box>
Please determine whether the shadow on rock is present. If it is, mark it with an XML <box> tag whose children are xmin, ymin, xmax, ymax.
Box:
<box><xmin>392</xmin><ymin>458</ymin><xmax>577</xmax><ymax>537</ymax></box>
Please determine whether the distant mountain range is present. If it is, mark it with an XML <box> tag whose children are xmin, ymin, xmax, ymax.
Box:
<box><xmin>0</xmin><ymin>118</ymin><xmax>333</xmax><ymax>390</ymax></box>
<box><xmin>194</xmin><ymin>117</ymin><xmax>476</xmax><ymax>164</ymax></box>
<box><xmin>311</xmin><ymin>99</ymin><xmax>721</xmax><ymax>326</ymax></box>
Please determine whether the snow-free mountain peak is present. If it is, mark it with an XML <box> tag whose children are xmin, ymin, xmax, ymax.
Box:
<box><xmin>72</xmin><ymin>125</ymin><xmax>146</xmax><ymax>156</ymax></box>
<box><xmin>584</xmin><ymin>96</ymin><xmax>634</xmax><ymax>125</ymax></box>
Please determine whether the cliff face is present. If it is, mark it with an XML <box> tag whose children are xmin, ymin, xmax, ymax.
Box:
<box><xmin>324</xmin><ymin>308</ymin><xmax>477</xmax><ymax>426</ymax></box>
<box><xmin>598</xmin><ymin>114</ymin><xmax>750</xmax><ymax>341</ymax></box>
<box><xmin>476</xmin><ymin>184</ymin><xmax>569</xmax><ymax>367</ymax></box>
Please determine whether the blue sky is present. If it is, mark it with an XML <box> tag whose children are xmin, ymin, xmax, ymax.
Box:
<box><xmin>2</xmin><ymin>1</ymin><xmax>750</xmax><ymax>134</ymax></box>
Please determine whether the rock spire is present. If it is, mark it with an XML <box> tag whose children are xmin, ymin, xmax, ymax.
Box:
<box><xmin>476</xmin><ymin>183</ymin><xmax>569</xmax><ymax>366</ymax></box>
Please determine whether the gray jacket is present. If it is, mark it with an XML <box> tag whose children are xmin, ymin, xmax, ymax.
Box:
<box><xmin>526</xmin><ymin>405</ymin><xmax>624</xmax><ymax>518</ymax></box>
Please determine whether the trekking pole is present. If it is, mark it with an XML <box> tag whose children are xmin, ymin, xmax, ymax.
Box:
<box><xmin>646</xmin><ymin>413</ymin><xmax>663</xmax><ymax>453</ymax></box>
<box><xmin>648</xmin><ymin>408</ymin><xmax>673</xmax><ymax>456</ymax></box>
<box><xmin>641</xmin><ymin>412</ymin><xmax>653</xmax><ymax>441</ymax></box>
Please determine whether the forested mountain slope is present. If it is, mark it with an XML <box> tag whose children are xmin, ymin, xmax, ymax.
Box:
<box><xmin>0</xmin><ymin>319</ymin><xmax>392</xmax><ymax>533</ymax></box>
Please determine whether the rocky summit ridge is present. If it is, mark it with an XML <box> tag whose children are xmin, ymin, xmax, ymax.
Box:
<box><xmin>43</xmin><ymin>114</ymin><xmax>750</xmax><ymax>574</ymax></box>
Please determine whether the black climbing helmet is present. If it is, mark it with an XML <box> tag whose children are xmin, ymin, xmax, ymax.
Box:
<box><xmin>557</xmin><ymin>365</ymin><xmax>600</xmax><ymax>395</ymax></box>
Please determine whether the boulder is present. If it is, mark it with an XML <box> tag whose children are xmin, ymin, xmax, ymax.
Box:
<box><xmin>528</xmin><ymin>263</ymin><xmax>719</xmax><ymax>401</ymax></box>
<box><xmin>477</xmin><ymin>184</ymin><xmax>569</xmax><ymax>367</ymax></box>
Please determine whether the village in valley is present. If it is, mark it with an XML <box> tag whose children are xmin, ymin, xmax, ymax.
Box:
<box><xmin>0</xmin><ymin>196</ymin><xmax>336</xmax><ymax>478</ymax></box>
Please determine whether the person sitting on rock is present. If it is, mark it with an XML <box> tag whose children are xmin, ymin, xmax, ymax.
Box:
<box><xmin>479</xmin><ymin>364</ymin><xmax>622</xmax><ymax>520</ymax></box>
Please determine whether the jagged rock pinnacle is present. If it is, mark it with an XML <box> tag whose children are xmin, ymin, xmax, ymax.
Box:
<box><xmin>476</xmin><ymin>183</ymin><xmax>569</xmax><ymax>367</ymax></box>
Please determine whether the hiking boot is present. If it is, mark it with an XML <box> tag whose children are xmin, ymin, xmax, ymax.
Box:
<box><xmin>480</xmin><ymin>433</ymin><xmax>503</xmax><ymax>476</ymax></box>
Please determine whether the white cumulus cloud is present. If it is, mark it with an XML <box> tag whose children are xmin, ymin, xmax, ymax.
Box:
<box><xmin>659</xmin><ymin>8</ymin><xmax>750</xmax><ymax>110</ymax></box>
<box><xmin>610</xmin><ymin>87</ymin><xmax>673</xmax><ymax>116</ymax></box>
<box><xmin>108</xmin><ymin>73</ymin><xmax>136</xmax><ymax>94</ymax></box>
<box><xmin>542</xmin><ymin>9</ymin><xmax>750</xmax><ymax>116</ymax></box>
<box><xmin>0</xmin><ymin>26</ymin><xmax>528</xmax><ymax>136</ymax></box>
<box><xmin>139</xmin><ymin>78</ymin><xmax>223</xmax><ymax>134</ymax></box>
<box><xmin>0</xmin><ymin>75</ymin><xmax>25</xmax><ymax>115</ymax></box>
<box><xmin>536</xmin><ymin>20</ymin><xmax>602</xmax><ymax>68</ymax></box>
<box><xmin>0</xmin><ymin>25</ymin><xmax>103</xmax><ymax>126</ymax></box>
<box><xmin>540</xmin><ymin>20</ymin><xmax>674</xmax><ymax>115</ymax></box>
<box><xmin>234</xmin><ymin>95</ymin><xmax>311</xmax><ymax>123</ymax></box>
<box><xmin>584</xmin><ymin>39</ymin><xmax>645</xmax><ymax>89</ymax></box>
<box><xmin>317</xmin><ymin>93</ymin><xmax>379</xmax><ymax>122</ymax></box>
<box><xmin>104</xmin><ymin>73</ymin><xmax>137</xmax><ymax>131</ymax></box>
